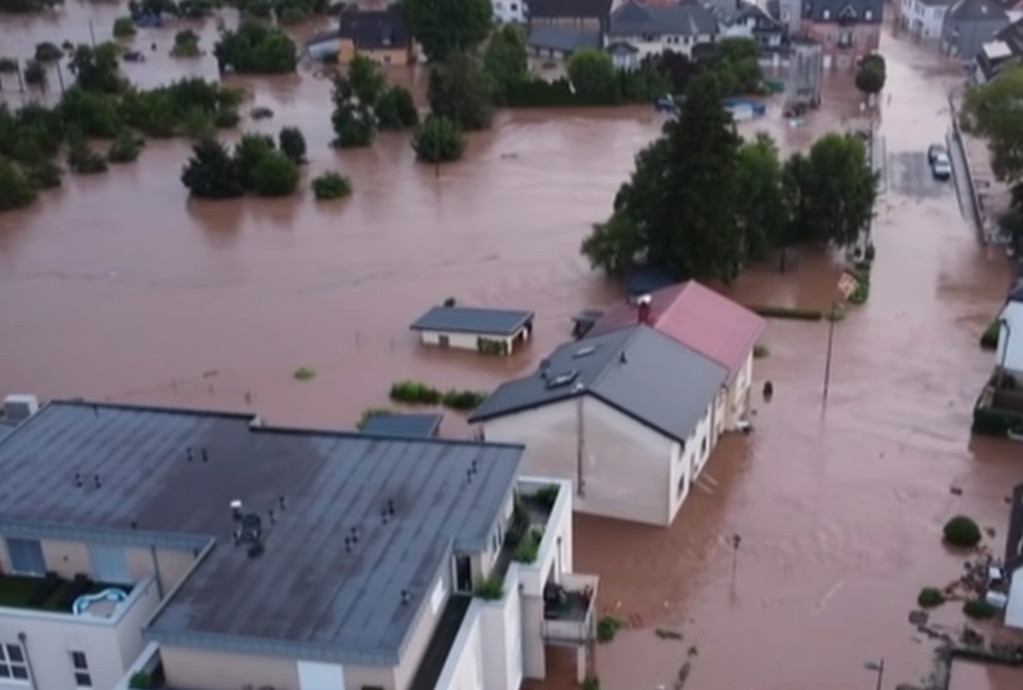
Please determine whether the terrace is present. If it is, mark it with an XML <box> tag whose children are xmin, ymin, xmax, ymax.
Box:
<box><xmin>542</xmin><ymin>572</ymin><xmax>598</xmax><ymax>644</ymax></box>
<box><xmin>0</xmin><ymin>572</ymin><xmax>134</xmax><ymax>617</ymax></box>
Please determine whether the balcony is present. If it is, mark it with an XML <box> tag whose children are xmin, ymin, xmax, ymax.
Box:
<box><xmin>0</xmin><ymin>572</ymin><xmax>135</xmax><ymax>616</ymax></box>
<box><xmin>541</xmin><ymin>572</ymin><xmax>598</xmax><ymax>644</ymax></box>
<box><xmin>494</xmin><ymin>486</ymin><xmax>556</xmax><ymax>578</ymax></box>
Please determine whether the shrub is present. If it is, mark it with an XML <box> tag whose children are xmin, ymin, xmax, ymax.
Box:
<box><xmin>0</xmin><ymin>158</ymin><xmax>38</xmax><ymax>212</ymax></box>
<box><xmin>443</xmin><ymin>296</ymin><xmax>457</xmax><ymax>307</ymax></box>
<box><xmin>943</xmin><ymin>515</ymin><xmax>982</xmax><ymax>547</ymax></box>
<box><xmin>582</xmin><ymin>677</ymin><xmax>600</xmax><ymax>690</ymax></box>
<box><xmin>534</xmin><ymin>484</ymin><xmax>559</xmax><ymax>509</ymax></box>
<box><xmin>214</xmin><ymin>20</ymin><xmax>297</xmax><ymax>74</ymax></box>
<box><xmin>475</xmin><ymin>574</ymin><xmax>504</xmax><ymax>600</ymax></box>
<box><xmin>108</xmin><ymin>130</ymin><xmax>143</xmax><ymax>163</ymax></box>
<box><xmin>25</xmin><ymin>159</ymin><xmax>62</xmax><ymax>189</ymax></box>
<box><xmin>278</xmin><ymin>126</ymin><xmax>306</xmax><ymax>164</ymax></box>
<box><xmin>477</xmin><ymin>337</ymin><xmax>509</xmax><ymax>355</ymax></box>
<box><xmin>171</xmin><ymin>30</ymin><xmax>201</xmax><ymax>58</ymax></box>
<box><xmin>311</xmin><ymin>171</ymin><xmax>352</xmax><ymax>200</ymax></box>
<box><xmin>746</xmin><ymin>305</ymin><xmax>823</xmax><ymax>321</ymax></box>
<box><xmin>514</xmin><ymin>527</ymin><xmax>543</xmax><ymax>563</ymax></box>
<box><xmin>128</xmin><ymin>672</ymin><xmax>153</xmax><ymax>690</ymax></box>
<box><xmin>277</xmin><ymin>5</ymin><xmax>307</xmax><ymax>24</ymax></box>
<box><xmin>441</xmin><ymin>389</ymin><xmax>487</xmax><ymax>411</ymax></box>
<box><xmin>848</xmin><ymin>268</ymin><xmax>871</xmax><ymax>305</ymax></box>
<box><xmin>113</xmin><ymin>17</ymin><xmax>136</xmax><ymax>39</ymax></box>
<box><xmin>67</xmin><ymin>141</ymin><xmax>109</xmax><ymax>174</ymax></box>
<box><xmin>596</xmin><ymin>616</ymin><xmax>621</xmax><ymax>643</ymax></box>
<box><xmin>980</xmin><ymin>320</ymin><xmax>1000</xmax><ymax>350</ymax></box>
<box><xmin>917</xmin><ymin>587</ymin><xmax>946</xmax><ymax>608</ymax></box>
<box><xmin>357</xmin><ymin>407</ymin><xmax>393</xmax><ymax>430</ymax></box>
<box><xmin>963</xmin><ymin>599</ymin><xmax>997</xmax><ymax>620</ymax></box>
<box><xmin>213</xmin><ymin>108</ymin><xmax>240</xmax><ymax>129</ymax></box>
<box><xmin>293</xmin><ymin>366</ymin><xmax>316</xmax><ymax>380</ymax></box>
<box><xmin>23</xmin><ymin>60</ymin><xmax>47</xmax><ymax>89</ymax></box>
<box><xmin>181</xmin><ymin>137</ymin><xmax>244</xmax><ymax>199</ymax></box>
<box><xmin>390</xmin><ymin>380</ymin><xmax>442</xmax><ymax>405</ymax></box>
<box><xmin>412</xmin><ymin>115</ymin><xmax>464</xmax><ymax>163</ymax></box>
<box><xmin>971</xmin><ymin>406</ymin><xmax>1023</xmax><ymax>436</ymax></box>
<box><xmin>376</xmin><ymin>85</ymin><xmax>419</xmax><ymax>130</ymax></box>
<box><xmin>753</xmin><ymin>344</ymin><xmax>769</xmax><ymax>358</ymax></box>
<box><xmin>252</xmin><ymin>150</ymin><xmax>300</xmax><ymax>197</ymax></box>
<box><xmin>34</xmin><ymin>42</ymin><xmax>64</xmax><ymax>63</ymax></box>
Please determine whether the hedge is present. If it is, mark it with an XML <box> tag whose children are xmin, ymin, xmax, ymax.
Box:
<box><xmin>746</xmin><ymin>305</ymin><xmax>823</xmax><ymax>321</ymax></box>
<box><xmin>980</xmin><ymin>320</ymin><xmax>1000</xmax><ymax>350</ymax></box>
<box><xmin>917</xmin><ymin>587</ymin><xmax>946</xmax><ymax>608</ymax></box>
<box><xmin>972</xmin><ymin>406</ymin><xmax>1023</xmax><ymax>437</ymax></box>
<box><xmin>943</xmin><ymin>515</ymin><xmax>982</xmax><ymax>547</ymax></box>
<box><xmin>389</xmin><ymin>380</ymin><xmax>487</xmax><ymax>411</ymax></box>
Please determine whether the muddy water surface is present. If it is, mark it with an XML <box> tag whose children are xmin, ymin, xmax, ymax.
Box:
<box><xmin>2</xmin><ymin>6</ymin><xmax>1023</xmax><ymax>689</ymax></box>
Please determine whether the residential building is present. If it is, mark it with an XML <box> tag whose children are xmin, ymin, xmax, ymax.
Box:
<box><xmin>770</xmin><ymin>0</ymin><xmax>804</xmax><ymax>34</ymax></box>
<box><xmin>526</xmin><ymin>0</ymin><xmax>612</xmax><ymax>58</ymax></box>
<box><xmin>900</xmin><ymin>0</ymin><xmax>955</xmax><ymax>40</ymax></box>
<box><xmin>785</xmin><ymin>38</ymin><xmax>825</xmax><ymax>106</ymax></box>
<box><xmin>586</xmin><ymin>281</ymin><xmax>766</xmax><ymax>435</ymax></box>
<box><xmin>797</xmin><ymin>0</ymin><xmax>884</xmax><ymax>69</ymax></box>
<box><xmin>469</xmin><ymin>324</ymin><xmax>730</xmax><ymax>526</ymax></box>
<box><xmin>941</xmin><ymin>0</ymin><xmax>1011</xmax><ymax>59</ymax></box>
<box><xmin>1005</xmin><ymin>482</ymin><xmax>1023</xmax><ymax>629</ymax></box>
<box><xmin>0</xmin><ymin>400</ymin><xmax>597</xmax><ymax>690</ymax></box>
<box><xmin>711</xmin><ymin>0</ymin><xmax>787</xmax><ymax>48</ymax></box>
<box><xmin>973</xmin><ymin>16</ymin><xmax>1023</xmax><ymax>80</ymax></box>
<box><xmin>409</xmin><ymin>306</ymin><xmax>535</xmax><ymax>355</ymax></box>
<box><xmin>606</xmin><ymin>0</ymin><xmax>720</xmax><ymax>59</ymax></box>
<box><xmin>995</xmin><ymin>268</ymin><xmax>1023</xmax><ymax>376</ymax></box>
<box><xmin>305</xmin><ymin>5</ymin><xmax>413</xmax><ymax>65</ymax></box>
<box><xmin>607</xmin><ymin>41</ymin><xmax>641</xmax><ymax>69</ymax></box>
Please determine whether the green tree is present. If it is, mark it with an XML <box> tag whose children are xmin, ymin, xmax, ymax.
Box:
<box><xmin>709</xmin><ymin>38</ymin><xmax>762</xmax><ymax>96</ymax></box>
<box><xmin>568</xmin><ymin>49</ymin><xmax>617</xmax><ymax>103</ymax></box>
<box><xmin>855</xmin><ymin>54</ymin><xmax>886</xmax><ymax>95</ymax></box>
<box><xmin>347</xmin><ymin>55</ymin><xmax>385</xmax><ymax>104</ymax></box>
<box><xmin>252</xmin><ymin>149</ymin><xmax>299</xmax><ymax>196</ymax></box>
<box><xmin>108</xmin><ymin>130</ymin><xmax>143</xmax><ymax>163</ymax></box>
<box><xmin>962</xmin><ymin>64</ymin><xmax>1023</xmax><ymax>186</ymax></box>
<box><xmin>402</xmin><ymin>0</ymin><xmax>492</xmax><ymax>61</ymax></box>
<box><xmin>59</xmin><ymin>87</ymin><xmax>123</xmax><ymax>137</ymax></box>
<box><xmin>182</xmin><ymin>138</ymin><xmax>243</xmax><ymax>199</ymax></box>
<box><xmin>735</xmin><ymin>133</ymin><xmax>789</xmax><ymax>259</ymax></box>
<box><xmin>785</xmin><ymin>133</ymin><xmax>877</xmax><ymax>247</ymax></box>
<box><xmin>233</xmin><ymin>132</ymin><xmax>276</xmax><ymax>190</ymax></box>
<box><xmin>428</xmin><ymin>51</ymin><xmax>493</xmax><ymax>131</ymax></box>
<box><xmin>23</xmin><ymin>60</ymin><xmax>47</xmax><ymax>91</ymax></box>
<box><xmin>214</xmin><ymin>20</ymin><xmax>297</xmax><ymax>74</ymax></box>
<box><xmin>171</xmin><ymin>30</ymin><xmax>201</xmax><ymax>58</ymax></box>
<box><xmin>331</xmin><ymin>74</ymin><xmax>376</xmax><ymax>148</ymax></box>
<box><xmin>376</xmin><ymin>85</ymin><xmax>419</xmax><ymax>129</ymax></box>
<box><xmin>484</xmin><ymin>24</ymin><xmax>527</xmax><ymax>102</ymax></box>
<box><xmin>113</xmin><ymin>17</ymin><xmax>136</xmax><ymax>39</ymax></box>
<box><xmin>69</xmin><ymin>42</ymin><xmax>124</xmax><ymax>93</ymax></box>
<box><xmin>0</xmin><ymin>157</ymin><xmax>38</xmax><ymax>212</ymax></box>
<box><xmin>67</xmin><ymin>131</ymin><xmax>109</xmax><ymax>174</ymax></box>
<box><xmin>312</xmin><ymin>171</ymin><xmax>352</xmax><ymax>199</ymax></box>
<box><xmin>580</xmin><ymin>213</ymin><xmax>646</xmax><ymax>276</ymax></box>
<box><xmin>412</xmin><ymin>114</ymin><xmax>464</xmax><ymax>162</ymax></box>
<box><xmin>34</xmin><ymin>42</ymin><xmax>64</xmax><ymax>62</ymax></box>
<box><xmin>24</xmin><ymin>159</ymin><xmax>62</xmax><ymax>189</ymax></box>
<box><xmin>278</xmin><ymin>126</ymin><xmax>307</xmax><ymax>164</ymax></box>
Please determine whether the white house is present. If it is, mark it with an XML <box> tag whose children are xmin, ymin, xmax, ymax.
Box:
<box><xmin>711</xmin><ymin>0</ymin><xmax>787</xmax><ymax>48</ymax></box>
<box><xmin>606</xmin><ymin>0</ymin><xmax>720</xmax><ymax>59</ymax></box>
<box><xmin>469</xmin><ymin>324</ymin><xmax>730</xmax><ymax>526</ymax></box>
<box><xmin>1003</xmin><ymin>483</ymin><xmax>1023</xmax><ymax>629</ymax></box>
<box><xmin>410</xmin><ymin>305</ymin><xmax>535</xmax><ymax>356</ymax></box>
<box><xmin>900</xmin><ymin>0</ymin><xmax>955</xmax><ymax>39</ymax></box>
<box><xmin>996</xmin><ymin>278</ymin><xmax>1023</xmax><ymax>376</ymax></box>
<box><xmin>0</xmin><ymin>400</ymin><xmax>596</xmax><ymax>690</ymax></box>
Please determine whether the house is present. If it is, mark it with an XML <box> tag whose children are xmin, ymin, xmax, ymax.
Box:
<box><xmin>409</xmin><ymin>306</ymin><xmax>535</xmax><ymax>355</ymax></box>
<box><xmin>973</xmin><ymin>17</ymin><xmax>1023</xmax><ymax>81</ymax></box>
<box><xmin>469</xmin><ymin>324</ymin><xmax>729</xmax><ymax>526</ymax></box>
<box><xmin>785</xmin><ymin>38</ymin><xmax>825</xmax><ymax>106</ymax></box>
<box><xmin>606</xmin><ymin>0</ymin><xmax>720</xmax><ymax>59</ymax></box>
<box><xmin>359</xmin><ymin>412</ymin><xmax>443</xmax><ymax>437</ymax></box>
<box><xmin>712</xmin><ymin>0</ymin><xmax>787</xmax><ymax>48</ymax></box>
<box><xmin>586</xmin><ymin>282</ymin><xmax>765</xmax><ymax>435</ymax></box>
<box><xmin>526</xmin><ymin>0</ymin><xmax>612</xmax><ymax>59</ymax></box>
<box><xmin>797</xmin><ymin>0</ymin><xmax>884</xmax><ymax>69</ymax></box>
<box><xmin>900</xmin><ymin>0</ymin><xmax>955</xmax><ymax>40</ymax></box>
<box><xmin>607</xmin><ymin>41</ymin><xmax>642</xmax><ymax>69</ymax></box>
<box><xmin>995</xmin><ymin>266</ymin><xmax>1023</xmax><ymax>375</ymax></box>
<box><xmin>1005</xmin><ymin>482</ymin><xmax>1023</xmax><ymax>628</ymax></box>
<box><xmin>306</xmin><ymin>5</ymin><xmax>413</xmax><ymax>65</ymax></box>
<box><xmin>942</xmin><ymin>0</ymin><xmax>1011</xmax><ymax>59</ymax></box>
<box><xmin>0</xmin><ymin>400</ymin><xmax>597</xmax><ymax>690</ymax></box>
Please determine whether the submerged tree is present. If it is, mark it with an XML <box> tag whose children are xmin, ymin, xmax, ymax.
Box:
<box><xmin>330</xmin><ymin>73</ymin><xmax>376</xmax><ymax>148</ymax></box>
<box><xmin>0</xmin><ymin>157</ymin><xmax>38</xmax><ymax>212</ymax></box>
<box><xmin>181</xmin><ymin>137</ymin><xmax>243</xmax><ymax>199</ymax></box>
<box><xmin>428</xmin><ymin>51</ymin><xmax>492</xmax><ymax>131</ymax></box>
<box><xmin>402</xmin><ymin>0</ymin><xmax>491</xmax><ymax>61</ymax></box>
<box><xmin>376</xmin><ymin>85</ymin><xmax>419</xmax><ymax>130</ymax></box>
<box><xmin>484</xmin><ymin>24</ymin><xmax>527</xmax><ymax>102</ymax></box>
<box><xmin>412</xmin><ymin>114</ymin><xmax>464</xmax><ymax>162</ymax></box>
<box><xmin>278</xmin><ymin>126</ymin><xmax>306</xmax><ymax>164</ymax></box>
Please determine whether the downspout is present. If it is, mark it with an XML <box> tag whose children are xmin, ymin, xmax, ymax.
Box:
<box><xmin>576</xmin><ymin>395</ymin><xmax>585</xmax><ymax>497</ymax></box>
<box><xmin>149</xmin><ymin>545</ymin><xmax>165</xmax><ymax>599</ymax></box>
<box><xmin>17</xmin><ymin>633</ymin><xmax>38</xmax><ymax>690</ymax></box>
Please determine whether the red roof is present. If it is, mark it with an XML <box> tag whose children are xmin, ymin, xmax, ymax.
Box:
<box><xmin>587</xmin><ymin>281</ymin><xmax>766</xmax><ymax>376</ymax></box>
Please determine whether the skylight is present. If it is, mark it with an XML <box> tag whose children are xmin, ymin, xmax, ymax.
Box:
<box><xmin>546</xmin><ymin>370</ymin><xmax>580</xmax><ymax>389</ymax></box>
<box><xmin>573</xmin><ymin>346</ymin><xmax>597</xmax><ymax>358</ymax></box>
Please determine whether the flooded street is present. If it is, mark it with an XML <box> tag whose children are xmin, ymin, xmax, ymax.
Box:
<box><xmin>2</xmin><ymin>4</ymin><xmax>1023</xmax><ymax>689</ymax></box>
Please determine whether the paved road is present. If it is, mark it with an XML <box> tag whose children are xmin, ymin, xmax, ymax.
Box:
<box><xmin>947</xmin><ymin>129</ymin><xmax>985</xmax><ymax>236</ymax></box>
<box><xmin>886</xmin><ymin>150</ymin><xmax>957</xmax><ymax>200</ymax></box>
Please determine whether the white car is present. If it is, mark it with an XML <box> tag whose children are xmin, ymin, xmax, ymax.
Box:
<box><xmin>931</xmin><ymin>152</ymin><xmax>952</xmax><ymax>180</ymax></box>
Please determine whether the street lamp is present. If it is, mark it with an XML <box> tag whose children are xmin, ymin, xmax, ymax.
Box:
<box><xmin>864</xmin><ymin>659</ymin><xmax>884</xmax><ymax>690</ymax></box>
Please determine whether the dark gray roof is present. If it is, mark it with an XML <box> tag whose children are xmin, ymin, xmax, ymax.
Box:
<box><xmin>527</xmin><ymin>26</ymin><xmax>602</xmax><ymax>53</ymax></box>
<box><xmin>338</xmin><ymin>5</ymin><xmax>411</xmax><ymax>50</ymax></box>
<box><xmin>528</xmin><ymin>0</ymin><xmax>612</xmax><ymax>18</ymax></box>
<box><xmin>802</xmin><ymin>0</ymin><xmax>884</xmax><ymax>23</ymax></box>
<box><xmin>1008</xmin><ymin>262</ymin><xmax>1023</xmax><ymax>302</ymax></box>
<box><xmin>410</xmin><ymin>306</ymin><xmax>534</xmax><ymax>336</ymax></box>
<box><xmin>1006</xmin><ymin>483</ymin><xmax>1023</xmax><ymax>572</ymax></box>
<box><xmin>609</xmin><ymin>0</ymin><xmax>720</xmax><ymax>37</ymax></box>
<box><xmin>360</xmin><ymin>413</ymin><xmax>443</xmax><ymax>438</ymax></box>
<box><xmin>947</xmin><ymin>0</ymin><xmax>1008</xmax><ymax>21</ymax></box>
<box><xmin>0</xmin><ymin>401</ymin><xmax>522</xmax><ymax>665</ymax></box>
<box><xmin>469</xmin><ymin>325</ymin><xmax>728</xmax><ymax>442</ymax></box>
<box><xmin>607</xmin><ymin>41</ymin><xmax>640</xmax><ymax>55</ymax></box>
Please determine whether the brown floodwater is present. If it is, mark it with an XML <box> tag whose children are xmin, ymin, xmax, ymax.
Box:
<box><xmin>2</xmin><ymin>6</ymin><xmax>1023</xmax><ymax>689</ymax></box>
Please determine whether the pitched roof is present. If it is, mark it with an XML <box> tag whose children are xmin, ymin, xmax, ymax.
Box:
<box><xmin>801</xmin><ymin>0</ymin><xmax>884</xmax><ymax>23</ymax></box>
<box><xmin>1008</xmin><ymin>261</ymin><xmax>1023</xmax><ymax>302</ymax></box>
<box><xmin>410</xmin><ymin>306</ymin><xmax>535</xmax><ymax>336</ymax></box>
<box><xmin>609</xmin><ymin>0</ymin><xmax>720</xmax><ymax>37</ymax></box>
<box><xmin>469</xmin><ymin>325</ymin><xmax>728</xmax><ymax>442</ymax></box>
<box><xmin>527</xmin><ymin>26</ymin><xmax>602</xmax><ymax>53</ymax></box>
<box><xmin>338</xmin><ymin>5</ymin><xmax>411</xmax><ymax>50</ymax></box>
<box><xmin>528</xmin><ymin>0</ymin><xmax>613</xmax><ymax>18</ymax></box>
<box><xmin>360</xmin><ymin>413</ymin><xmax>443</xmax><ymax>438</ymax></box>
<box><xmin>586</xmin><ymin>281</ymin><xmax>766</xmax><ymax>377</ymax></box>
<box><xmin>1006</xmin><ymin>483</ymin><xmax>1023</xmax><ymax>572</ymax></box>
<box><xmin>946</xmin><ymin>0</ymin><xmax>1009</xmax><ymax>21</ymax></box>
<box><xmin>0</xmin><ymin>401</ymin><xmax>522</xmax><ymax>665</ymax></box>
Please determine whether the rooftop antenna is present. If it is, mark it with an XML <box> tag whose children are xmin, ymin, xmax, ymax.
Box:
<box><xmin>278</xmin><ymin>495</ymin><xmax>287</xmax><ymax>511</ymax></box>
<box><xmin>201</xmin><ymin>448</ymin><xmax>208</xmax><ymax>463</ymax></box>
<box><xmin>186</xmin><ymin>447</ymin><xmax>194</xmax><ymax>462</ymax></box>
<box><xmin>268</xmin><ymin>508</ymin><xmax>276</xmax><ymax>525</ymax></box>
<box><xmin>401</xmin><ymin>590</ymin><xmax>410</xmax><ymax>605</ymax></box>
<box><xmin>619</xmin><ymin>350</ymin><xmax>627</xmax><ymax>364</ymax></box>
<box><xmin>74</xmin><ymin>472</ymin><xmax>82</xmax><ymax>488</ymax></box>
<box><xmin>466</xmin><ymin>468</ymin><xmax>473</xmax><ymax>484</ymax></box>
<box><xmin>344</xmin><ymin>536</ymin><xmax>352</xmax><ymax>553</ymax></box>
<box><xmin>93</xmin><ymin>474</ymin><xmax>101</xmax><ymax>489</ymax></box>
<box><xmin>387</xmin><ymin>499</ymin><xmax>395</xmax><ymax>516</ymax></box>
<box><xmin>470</xmin><ymin>459</ymin><xmax>478</xmax><ymax>474</ymax></box>
<box><xmin>350</xmin><ymin>526</ymin><xmax>360</xmax><ymax>543</ymax></box>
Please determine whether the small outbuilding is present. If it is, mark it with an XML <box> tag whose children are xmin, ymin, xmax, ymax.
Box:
<box><xmin>410</xmin><ymin>306</ymin><xmax>535</xmax><ymax>355</ymax></box>
<box><xmin>359</xmin><ymin>413</ymin><xmax>443</xmax><ymax>438</ymax></box>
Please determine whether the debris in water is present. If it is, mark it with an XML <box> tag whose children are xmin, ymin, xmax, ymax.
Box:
<box><xmin>949</xmin><ymin>486</ymin><xmax>962</xmax><ymax>495</ymax></box>
<box><xmin>674</xmin><ymin>661</ymin><xmax>691</xmax><ymax>690</ymax></box>
<box><xmin>654</xmin><ymin>628</ymin><xmax>684</xmax><ymax>640</ymax></box>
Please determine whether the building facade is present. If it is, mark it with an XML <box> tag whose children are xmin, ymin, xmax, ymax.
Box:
<box><xmin>606</xmin><ymin>0</ymin><xmax>720</xmax><ymax>59</ymax></box>
<box><xmin>900</xmin><ymin>0</ymin><xmax>955</xmax><ymax>40</ymax></box>
<box><xmin>798</xmin><ymin>0</ymin><xmax>884</xmax><ymax>68</ymax></box>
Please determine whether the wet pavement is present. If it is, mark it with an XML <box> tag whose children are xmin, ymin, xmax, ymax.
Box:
<box><xmin>1</xmin><ymin>5</ymin><xmax>1023</xmax><ymax>690</ymax></box>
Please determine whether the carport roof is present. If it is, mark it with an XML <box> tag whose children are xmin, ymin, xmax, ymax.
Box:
<box><xmin>410</xmin><ymin>306</ymin><xmax>535</xmax><ymax>336</ymax></box>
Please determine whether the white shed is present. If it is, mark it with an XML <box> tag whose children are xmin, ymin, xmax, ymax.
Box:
<box><xmin>410</xmin><ymin>305</ymin><xmax>535</xmax><ymax>355</ymax></box>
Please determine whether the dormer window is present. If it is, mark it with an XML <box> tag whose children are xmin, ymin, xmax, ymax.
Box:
<box><xmin>865</xmin><ymin>9</ymin><xmax>872</xmax><ymax>19</ymax></box>
<box><xmin>823</xmin><ymin>9</ymin><xmax>830</xmax><ymax>19</ymax></box>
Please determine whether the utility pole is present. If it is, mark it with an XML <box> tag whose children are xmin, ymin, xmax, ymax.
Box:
<box><xmin>864</xmin><ymin>659</ymin><xmax>884</xmax><ymax>690</ymax></box>
<box><xmin>730</xmin><ymin>533</ymin><xmax>741</xmax><ymax>588</ymax></box>
<box><xmin>822</xmin><ymin>301</ymin><xmax>838</xmax><ymax>403</ymax></box>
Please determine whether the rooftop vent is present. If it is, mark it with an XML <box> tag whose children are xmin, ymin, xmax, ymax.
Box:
<box><xmin>546</xmin><ymin>370</ymin><xmax>579</xmax><ymax>389</ymax></box>
<box><xmin>3</xmin><ymin>395</ymin><xmax>39</xmax><ymax>423</ymax></box>
<box><xmin>573</xmin><ymin>346</ymin><xmax>597</xmax><ymax>358</ymax></box>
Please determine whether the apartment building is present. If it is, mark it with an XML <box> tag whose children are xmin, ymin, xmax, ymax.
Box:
<box><xmin>0</xmin><ymin>401</ymin><xmax>596</xmax><ymax>690</ymax></box>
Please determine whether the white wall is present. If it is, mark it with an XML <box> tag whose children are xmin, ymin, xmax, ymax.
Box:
<box><xmin>299</xmin><ymin>660</ymin><xmax>346</xmax><ymax>690</ymax></box>
<box><xmin>493</xmin><ymin>0</ymin><xmax>526</xmax><ymax>23</ymax></box>
<box><xmin>419</xmin><ymin>331</ymin><xmax>483</xmax><ymax>350</ymax></box>
<box><xmin>727</xmin><ymin>351</ymin><xmax>754</xmax><ymax>428</ymax></box>
<box><xmin>901</xmin><ymin>0</ymin><xmax>947</xmax><ymax>38</ymax></box>
<box><xmin>478</xmin><ymin>567</ymin><xmax>522</xmax><ymax>690</ymax></box>
<box><xmin>1007</xmin><ymin>566</ymin><xmax>1023</xmax><ymax>629</ymax></box>
<box><xmin>997</xmin><ymin>302</ymin><xmax>1023</xmax><ymax>374</ymax></box>
<box><xmin>433</xmin><ymin>603</ymin><xmax>485</xmax><ymax>690</ymax></box>
<box><xmin>481</xmin><ymin>397</ymin><xmax>676</xmax><ymax>525</ymax></box>
<box><xmin>668</xmin><ymin>404</ymin><xmax>713</xmax><ymax>522</ymax></box>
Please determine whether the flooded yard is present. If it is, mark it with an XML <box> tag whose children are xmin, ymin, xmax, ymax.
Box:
<box><xmin>1</xmin><ymin>4</ymin><xmax>1022</xmax><ymax>689</ymax></box>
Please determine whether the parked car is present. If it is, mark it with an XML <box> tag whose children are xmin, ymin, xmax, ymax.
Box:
<box><xmin>931</xmin><ymin>151</ymin><xmax>952</xmax><ymax>180</ymax></box>
<box><xmin>928</xmin><ymin>144</ymin><xmax>948</xmax><ymax>164</ymax></box>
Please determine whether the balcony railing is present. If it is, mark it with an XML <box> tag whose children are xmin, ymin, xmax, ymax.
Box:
<box><xmin>541</xmin><ymin>572</ymin><xmax>598</xmax><ymax>644</ymax></box>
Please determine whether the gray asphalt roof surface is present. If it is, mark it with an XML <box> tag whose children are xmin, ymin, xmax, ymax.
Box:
<box><xmin>410</xmin><ymin>306</ymin><xmax>535</xmax><ymax>336</ymax></box>
<box><xmin>609</xmin><ymin>0</ymin><xmax>720</xmax><ymax>37</ymax></box>
<box><xmin>469</xmin><ymin>325</ymin><xmax>728</xmax><ymax>442</ymax></box>
<box><xmin>527</xmin><ymin>26</ymin><xmax>602</xmax><ymax>53</ymax></box>
<box><xmin>0</xmin><ymin>401</ymin><xmax>522</xmax><ymax>664</ymax></box>
<box><xmin>946</xmin><ymin>0</ymin><xmax>1008</xmax><ymax>21</ymax></box>
<box><xmin>360</xmin><ymin>413</ymin><xmax>443</xmax><ymax>438</ymax></box>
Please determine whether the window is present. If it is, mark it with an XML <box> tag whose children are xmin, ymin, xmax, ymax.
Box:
<box><xmin>701</xmin><ymin>437</ymin><xmax>708</xmax><ymax>455</ymax></box>
<box><xmin>677</xmin><ymin>472</ymin><xmax>687</xmax><ymax>498</ymax></box>
<box><xmin>0</xmin><ymin>643</ymin><xmax>29</xmax><ymax>682</ymax></box>
<box><xmin>71</xmin><ymin>651</ymin><xmax>91</xmax><ymax>688</ymax></box>
<box><xmin>822</xmin><ymin>9</ymin><xmax>830</xmax><ymax>19</ymax></box>
<box><xmin>510</xmin><ymin>2</ymin><xmax>518</xmax><ymax>10</ymax></box>
<box><xmin>865</xmin><ymin>9</ymin><xmax>873</xmax><ymax>20</ymax></box>
<box><xmin>88</xmin><ymin>544</ymin><xmax>131</xmax><ymax>585</ymax></box>
<box><xmin>5</xmin><ymin>538</ymin><xmax>45</xmax><ymax>575</ymax></box>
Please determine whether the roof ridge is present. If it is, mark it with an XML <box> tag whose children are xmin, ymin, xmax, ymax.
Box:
<box><xmin>589</xmin><ymin>325</ymin><xmax>647</xmax><ymax>390</ymax></box>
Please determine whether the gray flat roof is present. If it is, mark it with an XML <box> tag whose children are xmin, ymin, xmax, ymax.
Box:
<box><xmin>527</xmin><ymin>26</ymin><xmax>602</xmax><ymax>53</ymax></box>
<box><xmin>470</xmin><ymin>325</ymin><xmax>728</xmax><ymax>442</ymax></box>
<box><xmin>360</xmin><ymin>413</ymin><xmax>443</xmax><ymax>438</ymax></box>
<box><xmin>410</xmin><ymin>306</ymin><xmax>535</xmax><ymax>336</ymax></box>
<box><xmin>0</xmin><ymin>401</ymin><xmax>523</xmax><ymax>665</ymax></box>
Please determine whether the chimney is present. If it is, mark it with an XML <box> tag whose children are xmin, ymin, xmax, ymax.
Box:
<box><xmin>637</xmin><ymin>294</ymin><xmax>652</xmax><ymax>324</ymax></box>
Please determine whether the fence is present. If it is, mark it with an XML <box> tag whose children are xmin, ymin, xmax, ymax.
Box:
<box><xmin>947</xmin><ymin>91</ymin><xmax>989</xmax><ymax>241</ymax></box>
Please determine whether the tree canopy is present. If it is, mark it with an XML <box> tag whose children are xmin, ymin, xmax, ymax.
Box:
<box><xmin>214</xmin><ymin>20</ymin><xmax>297</xmax><ymax>74</ymax></box>
<box><xmin>412</xmin><ymin>115</ymin><xmax>465</xmax><ymax>162</ymax></box>
<box><xmin>402</xmin><ymin>0</ymin><xmax>492</xmax><ymax>62</ymax></box>
<box><xmin>962</xmin><ymin>64</ymin><xmax>1023</xmax><ymax>185</ymax></box>
<box><xmin>568</xmin><ymin>49</ymin><xmax>617</xmax><ymax>102</ymax></box>
<box><xmin>181</xmin><ymin>138</ymin><xmax>244</xmax><ymax>199</ymax></box>
<box><xmin>855</xmin><ymin>53</ymin><xmax>886</xmax><ymax>95</ymax></box>
<box><xmin>484</xmin><ymin>25</ymin><xmax>528</xmax><ymax>102</ymax></box>
<box><xmin>428</xmin><ymin>51</ymin><xmax>493</xmax><ymax>131</ymax></box>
